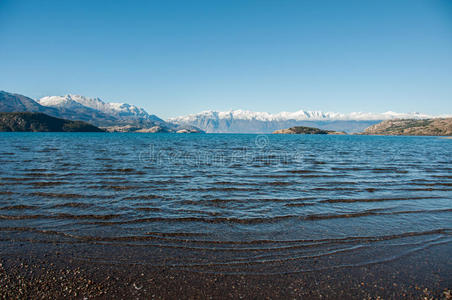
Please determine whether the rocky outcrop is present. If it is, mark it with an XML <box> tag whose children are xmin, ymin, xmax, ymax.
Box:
<box><xmin>273</xmin><ymin>126</ymin><xmax>346</xmax><ymax>135</ymax></box>
<box><xmin>363</xmin><ymin>118</ymin><xmax>452</xmax><ymax>136</ymax></box>
<box><xmin>135</xmin><ymin>126</ymin><xmax>172</xmax><ymax>133</ymax></box>
<box><xmin>0</xmin><ymin>112</ymin><xmax>104</xmax><ymax>132</ymax></box>
<box><xmin>101</xmin><ymin>125</ymin><xmax>142</xmax><ymax>132</ymax></box>
<box><xmin>102</xmin><ymin>125</ymin><xmax>204</xmax><ymax>133</ymax></box>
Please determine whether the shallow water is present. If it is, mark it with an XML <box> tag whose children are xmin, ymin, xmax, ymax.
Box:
<box><xmin>0</xmin><ymin>133</ymin><xmax>451</xmax><ymax>274</ymax></box>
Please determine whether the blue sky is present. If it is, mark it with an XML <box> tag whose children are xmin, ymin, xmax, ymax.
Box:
<box><xmin>1</xmin><ymin>0</ymin><xmax>451</xmax><ymax>118</ymax></box>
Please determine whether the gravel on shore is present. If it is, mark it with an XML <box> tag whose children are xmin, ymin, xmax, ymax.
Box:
<box><xmin>1</xmin><ymin>244</ymin><xmax>451</xmax><ymax>300</ymax></box>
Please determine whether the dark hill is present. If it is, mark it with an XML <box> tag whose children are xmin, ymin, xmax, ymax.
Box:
<box><xmin>0</xmin><ymin>112</ymin><xmax>104</xmax><ymax>132</ymax></box>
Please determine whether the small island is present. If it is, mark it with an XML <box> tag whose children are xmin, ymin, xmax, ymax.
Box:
<box><xmin>0</xmin><ymin>112</ymin><xmax>104</xmax><ymax>132</ymax></box>
<box><xmin>273</xmin><ymin>126</ymin><xmax>346</xmax><ymax>135</ymax></box>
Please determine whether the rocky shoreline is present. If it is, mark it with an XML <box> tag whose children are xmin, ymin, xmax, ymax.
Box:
<box><xmin>101</xmin><ymin>124</ymin><xmax>204</xmax><ymax>133</ymax></box>
<box><xmin>1</xmin><ymin>242</ymin><xmax>450</xmax><ymax>299</ymax></box>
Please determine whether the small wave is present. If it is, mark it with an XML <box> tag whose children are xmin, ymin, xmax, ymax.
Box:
<box><xmin>86</xmin><ymin>215</ymin><xmax>297</xmax><ymax>225</ymax></box>
<box><xmin>311</xmin><ymin>187</ymin><xmax>358</xmax><ymax>191</ymax></box>
<box><xmin>0</xmin><ymin>213</ymin><xmax>121</xmax><ymax>220</ymax></box>
<box><xmin>23</xmin><ymin>172</ymin><xmax>58</xmax><ymax>177</ymax></box>
<box><xmin>372</xmin><ymin>168</ymin><xmax>408</xmax><ymax>174</ymax></box>
<box><xmin>179</xmin><ymin>197</ymin><xmax>316</xmax><ymax>205</ymax></box>
<box><xmin>301</xmin><ymin>174</ymin><xmax>347</xmax><ymax>178</ymax></box>
<box><xmin>304</xmin><ymin>208</ymin><xmax>452</xmax><ymax>220</ymax></box>
<box><xmin>261</xmin><ymin>182</ymin><xmax>295</xmax><ymax>186</ymax></box>
<box><xmin>50</xmin><ymin>202</ymin><xmax>95</xmax><ymax>208</ymax></box>
<box><xmin>431</xmin><ymin>175</ymin><xmax>452</xmax><ymax>179</ymax></box>
<box><xmin>0</xmin><ymin>177</ymin><xmax>35</xmax><ymax>181</ymax></box>
<box><xmin>135</xmin><ymin>207</ymin><xmax>163</xmax><ymax>212</ymax></box>
<box><xmin>287</xmin><ymin>170</ymin><xmax>317</xmax><ymax>174</ymax></box>
<box><xmin>401</xmin><ymin>188</ymin><xmax>452</xmax><ymax>191</ymax></box>
<box><xmin>186</xmin><ymin>187</ymin><xmax>260</xmax><ymax>192</ymax></box>
<box><xmin>30</xmin><ymin>192</ymin><xmax>86</xmax><ymax>198</ymax></box>
<box><xmin>406</xmin><ymin>182</ymin><xmax>452</xmax><ymax>187</ymax></box>
<box><xmin>212</xmin><ymin>181</ymin><xmax>258</xmax><ymax>186</ymax></box>
<box><xmin>81</xmin><ymin>208</ymin><xmax>452</xmax><ymax>225</ymax></box>
<box><xmin>251</xmin><ymin>175</ymin><xmax>292</xmax><ymax>178</ymax></box>
<box><xmin>29</xmin><ymin>181</ymin><xmax>68</xmax><ymax>187</ymax></box>
<box><xmin>285</xmin><ymin>202</ymin><xmax>316</xmax><ymax>207</ymax></box>
<box><xmin>95</xmin><ymin>185</ymin><xmax>140</xmax><ymax>191</ymax></box>
<box><xmin>102</xmin><ymin>168</ymin><xmax>136</xmax><ymax>173</ymax></box>
<box><xmin>319</xmin><ymin>196</ymin><xmax>442</xmax><ymax>203</ymax></box>
<box><xmin>37</xmin><ymin>148</ymin><xmax>59</xmax><ymax>152</ymax></box>
<box><xmin>0</xmin><ymin>205</ymin><xmax>37</xmax><ymax>210</ymax></box>
<box><xmin>331</xmin><ymin>167</ymin><xmax>368</xmax><ymax>171</ymax></box>
<box><xmin>123</xmin><ymin>194</ymin><xmax>161</xmax><ymax>200</ymax></box>
<box><xmin>145</xmin><ymin>231</ymin><xmax>207</xmax><ymax>237</ymax></box>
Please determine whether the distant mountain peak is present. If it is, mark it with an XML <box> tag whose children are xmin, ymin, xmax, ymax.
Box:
<box><xmin>39</xmin><ymin>95</ymin><xmax>89</xmax><ymax>109</ymax></box>
<box><xmin>38</xmin><ymin>94</ymin><xmax>164</xmax><ymax>124</ymax></box>
<box><xmin>168</xmin><ymin>109</ymin><xmax>449</xmax><ymax>133</ymax></box>
<box><xmin>0</xmin><ymin>91</ymin><xmax>169</xmax><ymax>128</ymax></box>
<box><xmin>169</xmin><ymin>109</ymin><xmax>443</xmax><ymax>123</ymax></box>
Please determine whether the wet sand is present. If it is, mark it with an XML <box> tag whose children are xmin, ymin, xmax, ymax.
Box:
<box><xmin>1</xmin><ymin>242</ymin><xmax>451</xmax><ymax>299</ymax></box>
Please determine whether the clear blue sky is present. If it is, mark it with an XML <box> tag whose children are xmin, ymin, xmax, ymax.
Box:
<box><xmin>1</xmin><ymin>0</ymin><xmax>451</xmax><ymax>118</ymax></box>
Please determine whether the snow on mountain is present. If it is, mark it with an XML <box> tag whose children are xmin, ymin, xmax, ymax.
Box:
<box><xmin>39</xmin><ymin>95</ymin><xmax>149</xmax><ymax>118</ymax></box>
<box><xmin>169</xmin><ymin>109</ymin><xmax>435</xmax><ymax>123</ymax></box>
<box><xmin>35</xmin><ymin>94</ymin><xmax>449</xmax><ymax>133</ymax></box>
<box><xmin>38</xmin><ymin>94</ymin><xmax>164</xmax><ymax>124</ymax></box>
<box><xmin>38</xmin><ymin>95</ymin><xmax>88</xmax><ymax>110</ymax></box>
<box><xmin>168</xmin><ymin>109</ymin><xmax>446</xmax><ymax>133</ymax></box>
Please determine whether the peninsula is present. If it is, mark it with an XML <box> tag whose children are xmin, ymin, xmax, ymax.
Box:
<box><xmin>363</xmin><ymin>118</ymin><xmax>452</xmax><ymax>136</ymax></box>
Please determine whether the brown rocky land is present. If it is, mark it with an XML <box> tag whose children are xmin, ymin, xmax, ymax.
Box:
<box><xmin>363</xmin><ymin>118</ymin><xmax>452</xmax><ymax>136</ymax></box>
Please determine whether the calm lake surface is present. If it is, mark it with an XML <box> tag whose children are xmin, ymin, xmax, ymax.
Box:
<box><xmin>0</xmin><ymin>133</ymin><xmax>451</xmax><ymax>275</ymax></box>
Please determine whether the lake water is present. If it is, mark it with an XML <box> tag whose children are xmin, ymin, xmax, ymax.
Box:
<box><xmin>0</xmin><ymin>133</ymin><xmax>451</xmax><ymax>275</ymax></box>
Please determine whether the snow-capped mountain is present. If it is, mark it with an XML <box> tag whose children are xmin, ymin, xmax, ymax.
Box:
<box><xmin>168</xmin><ymin>110</ymin><xmax>444</xmax><ymax>133</ymax></box>
<box><xmin>38</xmin><ymin>94</ymin><xmax>164</xmax><ymax>124</ymax></box>
<box><xmin>3</xmin><ymin>90</ymin><xmax>447</xmax><ymax>133</ymax></box>
<box><xmin>170</xmin><ymin>109</ymin><xmax>434</xmax><ymax>123</ymax></box>
<box><xmin>1</xmin><ymin>91</ymin><xmax>204</xmax><ymax>132</ymax></box>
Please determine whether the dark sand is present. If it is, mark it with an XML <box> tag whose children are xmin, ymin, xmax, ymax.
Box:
<box><xmin>1</xmin><ymin>242</ymin><xmax>451</xmax><ymax>299</ymax></box>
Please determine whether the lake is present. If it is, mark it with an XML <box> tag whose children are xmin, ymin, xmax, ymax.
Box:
<box><xmin>0</xmin><ymin>133</ymin><xmax>451</xmax><ymax>297</ymax></box>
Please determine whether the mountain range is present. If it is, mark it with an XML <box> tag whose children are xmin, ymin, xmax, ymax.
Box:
<box><xmin>38</xmin><ymin>94</ymin><xmax>165</xmax><ymax>126</ymax></box>
<box><xmin>0</xmin><ymin>91</ymin><xmax>201</xmax><ymax>132</ymax></box>
<box><xmin>168</xmin><ymin>110</ymin><xmax>440</xmax><ymax>133</ymax></box>
<box><xmin>0</xmin><ymin>91</ymin><xmax>154</xmax><ymax>128</ymax></box>
<box><xmin>1</xmin><ymin>90</ymin><xmax>449</xmax><ymax>133</ymax></box>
